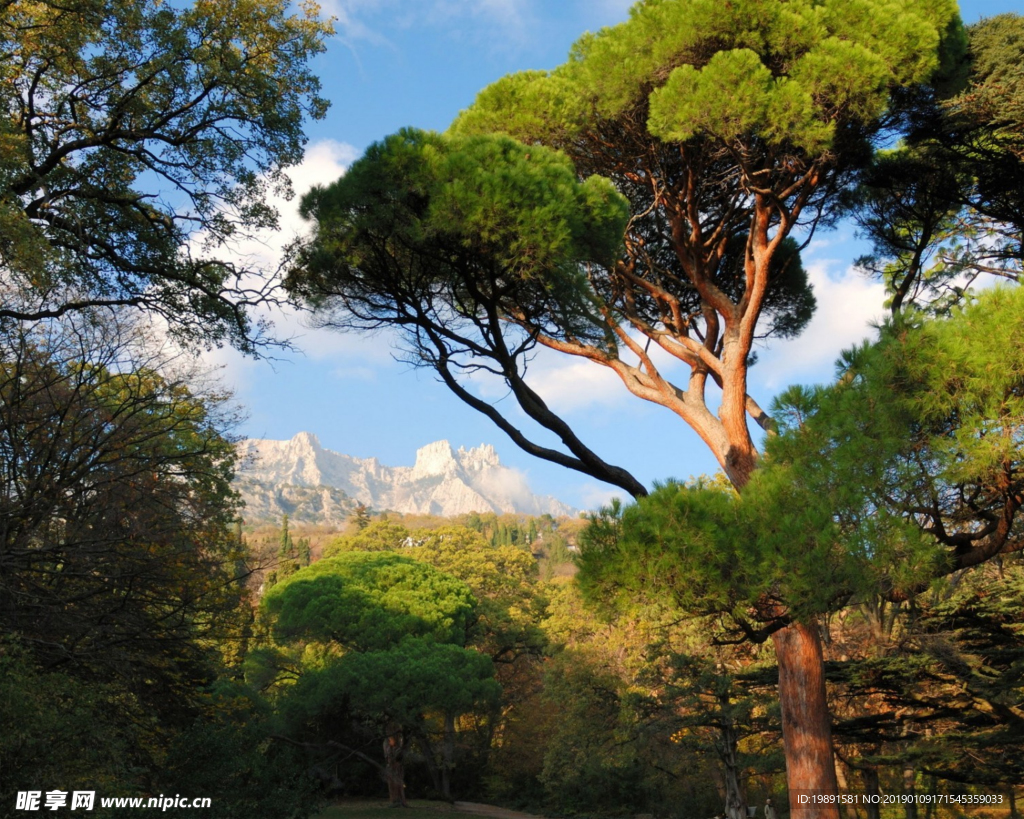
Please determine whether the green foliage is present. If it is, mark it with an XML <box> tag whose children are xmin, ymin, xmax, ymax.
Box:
<box><xmin>574</xmin><ymin>279</ymin><xmax>1024</xmax><ymax>635</ymax></box>
<box><xmin>443</xmin><ymin>0</ymin><xmax>961</xmax><ymax>448</ymax></box>
<box><xmin>261</xmin><ymin>547</ymin><xmax>502</xmax><ymax>804</ymax></box>
<box><xmin>544</xmin><ymin>534</ymin><xmax>573</xmax><ymax>566</ymax></box>
<box><xmin>490</xmin><ymin>598</ymin><xmax>753</xmax><ymax>819</ymax></box>
<box><xmin>284</xmin><ymin>636</ymin><xmax>500</xmax><ymax>729</ymax></box>
<box><xmin>286</xmin><ymin>125</ymin><xmax>652</xmax><ymax>496</ymax></box>
<box><xmin>536</xmin><ymin>655</ymin><xmax>651</xmax><ymax>816</ymax></box>
<box><xmin>454</xmin><ymin>0</ymin><xmax>962</xmax><ymax>154</ymax></box>
<box><xmin>578</xmin><ymin>286</ymin><xmax>1024</xmax><ymax>638</ymax></box>
<box><xmin>769</xmin><ymin>285</ymin><xmax>1024</xmax><ymax>588</ymax></box>
<box><xmin>458</xmin><ymin>513</ymin><xmax>559</xmax><ymax>550</ymax></box>
<box><xmin>957</xmin><ymin>14</ymin><xmax>1024</xmax><ymax>159</ymax></box>
<box><xmin>158</xmin><ymin>686</ymin><xmax>321</xmax><ymax>819</ymax></box>
<box><xmin>0</xmin><ymin>0</ymin><xmax>331</xmax><ymax>350</ymax></box>
<box><xmin>0</xmin><ymin>316</ymin><xmax>247</xmax><ymax>712</ymax></box>
<box><xmin>405</xmin><ymin>526</ymin><xmax>537</xmax><ymax>599</ymax></box>
<box><xmin>829</xmin><ymin>564</ymin><xmax>1024</xmax><ymax>788</ymax></box>
<box><xmin>577</xmin><ymin>474</ymin><xmax>858</xmax><ymax>637</ymax></box>
<box><xmin>0</xmin><ymin>315</ymin><xmax>316</xmax><ymax>816</ymax></box>
<box><xmin>324</xmin><ymin>520</ymin><xmax>412</xmax><ymax>556</ymax></box>
<box><xmin>0</xmin><ymin>641</ymin><xmax>142</xmax><ymax>808</ymax></box>
<box><xmin>350</xmin><ymin>503</ymin><xmax>372</xmax><ymax>531</ymax></box>
<box><xmin>263</xmin><ymin>552</ymin><xmax>478</xmax><ymax>651</ymax></box>
<box><xmin>851</xmin><ymin>15</ymin><xmax>1024</xmax><ymax>314</ymax></box>
<box><xmin>289</xmin><ymin>127</ymin><xmax>628</xmax><ymax>346</ymax></box>
<box><xmin>848</xmin><ymin>145</ymin><xmax>972</xmax><ymax>314</ymax></box>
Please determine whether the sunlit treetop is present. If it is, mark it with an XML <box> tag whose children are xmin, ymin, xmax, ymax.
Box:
<box><xmin>293</xmin><ymin>128</ymin><xmax>630</xmax><ymax>336</ymax></box>
<box><xmin>262</xmin><ymin>551</ymin><xmax>478</xmax><ymax>651</ymax></box>
<box><xmin>447</xmin><ymin>0</ymin><xmax>968</xmax><ymax>489</ymax></box>
<box><xmin>293</xmin><ymin>0</ymin><xmax>967</xmax><ymax>494</ymax></box>
<box><xmin>454</xmin><ymin>0</ymin><xmax>965</xmax><ymax>156</ymax></box>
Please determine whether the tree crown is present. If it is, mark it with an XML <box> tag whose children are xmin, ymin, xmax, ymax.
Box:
<box><xmin>0</xmin><ymin>0</ymin><xmax>331</xmax><ymax>350</ymax></box>
<box><xmin>262</xmin><ymin>551</ymin><xmax>478</xmax><ymax>651</ymax></box>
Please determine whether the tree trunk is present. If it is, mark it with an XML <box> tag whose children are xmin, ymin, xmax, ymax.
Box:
<box><xmin>383</xmin><ymin>724</ymin><xmax>407</xmax><ymax>807</ymax></box>
<box><xmin>902</xmin><ymin>764</ymin><xmax>918</xmax><ymax>819</ymax></box>
<box><xmin>773</xmin><ymin>620</ymin><xmax>840</xmax><ymax>819</ymax></box>
<box><xmin>924</xmin><ymin>775</ymin><xmax>937</xmax><ymax>819</ymax></box>
<box><xmin>835</xmin><ymin>757</ymin><xmax>856</xmax><ymax>819</ymax></box>
<box><xmin>862</xmin><ymin>764</ymin><xmax>881</xmax><ymax>819</ymax></box>
<box><xmin>441</xmin><ymin>711</ymin><xmax>456</xmax><ymax>802</ymax></box>
<box><xmin>413</xmin><ymin>730</ymin><xmax>443</xmax><ymax>797</ymax></box>
<box><xmin>718</xmin><ymin>713</ymin><xmax>748</xmax><ymax>819</ymax></box>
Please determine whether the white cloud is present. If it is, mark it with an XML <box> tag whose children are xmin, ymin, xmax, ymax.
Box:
<box><xmin>460</xmin><ymin>341</ymin><xmax>637</xmax><ymax>414</ymax></box>
<box><xmin>576</xmin><ymin>482</ymin><xmax>625</xmax><ymax>512</ymax></box>
<box><xmin>751</xmin><ymin>262</ymin><xmax>887</xmax><ymax>391</ymax></box>
<box><xmin>318</xmin><ymin>0</ymin><xmax>392</xmax><ymax>45</ymax></box>
<box><xmin>523</xmin><ymin>354</ymin><xmax>629</xmax><ymax>412</ymax></box>
<box><xmin>217</xmin><ymin>138</ymin><xmax>358</xmax><ymax>271</ymax></box>
<box><xmin>460</xmin><ymin>321</ymin><xmax>713</xmax><ymax>419</ymax></box>
<box><xmin>197</xmin><ymin>138</ymin><xmax>401</xmax><ymax>391</ymax></box>
<box><xmin>320</xmin><ymin>0</ymin><xmax>534</xmax><ymax>45</ymax></box>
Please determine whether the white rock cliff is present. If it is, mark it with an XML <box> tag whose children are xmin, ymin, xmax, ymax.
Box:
<box><xmin>234</xmin><ymin>433</ymin><xmax>577</xmax><ymax>523</ymax></box>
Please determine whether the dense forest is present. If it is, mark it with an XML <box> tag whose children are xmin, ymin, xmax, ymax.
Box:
<box><xmin>3</xmin><ymin>0</ymin><xmax>1024</xmax><ymax>817</ymax></box>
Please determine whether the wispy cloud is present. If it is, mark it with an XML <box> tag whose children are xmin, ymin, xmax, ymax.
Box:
<box><xmin>318</xmin><ymin>0</ymin><xmax>392</xmax><ymax>44</ymax></box>
<box><xmin>750</xmin><ymin>261</ymin><xmax>887</xmax><ymax>392</ymax></box>
<box><xmin>576</xmin><ymin>482</ymin><xmax>625</xmax><ymax>512</ymax></box>
<box><xmin>199</xmin><ymin>138</ymin><xmax>401</xmax><ymax>391</ymax></box>
<box><xmin>319</xmin><ymin>0</ymin><xmax>536</xmax><ymax>49</ymax></box>
<box><xmin>522</xmin><ymin>354</ymin><xmax>629</xmax><ymax>413</ymax></box>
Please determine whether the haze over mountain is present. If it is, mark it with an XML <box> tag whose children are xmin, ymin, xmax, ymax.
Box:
<box><xmin>235</xmin><ymin>432</ymin><xmax>578</xmax><ymax>524</ymax></box>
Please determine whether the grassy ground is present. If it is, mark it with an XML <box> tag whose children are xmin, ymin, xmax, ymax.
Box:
<box><xmin>317</xmin><ymin>799</ymin><xmax>461</xmax><ymax>819</ymax></box>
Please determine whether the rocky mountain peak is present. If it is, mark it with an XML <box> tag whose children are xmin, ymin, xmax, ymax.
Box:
<box><xmin>292</xmin><ymin>431</ymin><xmax>323</xmax><ymax>450</ymax></box>
<box><xmin>234</xmin><ymin>433</ymin><xmax>578</xmax><ymax>523</ymax></box>
<box><xmin>412</xmin><ymin>440</ymin><xmax>457</xmax><ymax>479</ymax></box>
<box><xmin>457</xmin><ymin>443</ymin><xmax>500</xmax><ymax>471</ymax></box>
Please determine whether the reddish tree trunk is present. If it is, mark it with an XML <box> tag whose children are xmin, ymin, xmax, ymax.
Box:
<box><xmin>383</xmin><ymin>726</ymin><xmax>407</xmax><ymax>807</ymax></box>
<box><xmin>773</xmin><ymin>620</ymin><xmax>840</xmax><ymax>819</ymax></box>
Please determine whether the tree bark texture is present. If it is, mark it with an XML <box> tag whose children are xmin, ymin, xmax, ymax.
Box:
<box><xmin>773</xmin><ymin>620</ymin><xmax>841</xmax><ymax>819</ymax></box>
<box><xmin>383</xmin><ymin>726</ymin><xmax>408</xmax><ymax>807</ymax></box>
<box><xmin>718</xmin><ymin>710</ymin><xmax>749</xmax><ymax>819</ymax></box>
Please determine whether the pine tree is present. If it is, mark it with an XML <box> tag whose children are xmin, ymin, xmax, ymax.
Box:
<box><xmin>278</xmin><ymin>514</ymin><xmax>293</xmax><ymax>558</ymax></box>
<box><xmin>350</xmin><ymin>504</ymin><xmax>371</xmax><ymax>531</ymax></box>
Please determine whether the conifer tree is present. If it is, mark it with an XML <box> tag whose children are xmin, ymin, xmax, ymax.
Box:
<box><xmin>287</xmin><ymin>1</ymin><xmax>966</xmax><ymax>813</ymax></box>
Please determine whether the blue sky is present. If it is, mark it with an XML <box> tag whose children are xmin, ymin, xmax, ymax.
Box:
<box><xmin>211</xmin><ymin>0</ymin><xmax>1020</xmax><ymax>512</ymax></box>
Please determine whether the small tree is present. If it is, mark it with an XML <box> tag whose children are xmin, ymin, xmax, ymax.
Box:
<box><xmin>350</xmin><ymin>503</ymin><xmax>372</xmax><ymax>531</ymax></box>
<box><xmin>262</xmin><ymin>552</ymin><xmax>500</xmax><ymax>804</ymax></box>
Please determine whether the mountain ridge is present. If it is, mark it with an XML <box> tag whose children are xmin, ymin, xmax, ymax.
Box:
<box><xmin>235</xmin><ymin>432</ymin><xmax>578</xmax><ymax>524</ymax></box>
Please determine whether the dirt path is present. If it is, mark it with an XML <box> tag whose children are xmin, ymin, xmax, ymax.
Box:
<box><xmin>452</xmin><ymin>802</ymin><xmax>547</xmax><ymax>819</ymax></box>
